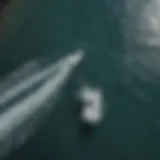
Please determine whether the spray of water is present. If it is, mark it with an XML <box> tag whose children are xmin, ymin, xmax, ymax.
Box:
<box><xmin>123</xmin><ymin>0</ymin><xmax>160</xmax><ymax>83</ymax></box>
<box><xmin>0</xmin><ymin>55</ymin><xmax>72</xmax><ymax>107</ymax></box>
<box><xmin>0</xmin><ymin>50</ymin><xmax>84</xmax><ymax>159</ymax></box>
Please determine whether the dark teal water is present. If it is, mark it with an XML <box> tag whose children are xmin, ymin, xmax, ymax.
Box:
<box><xmin>0</xmin><ymin>0</ymin><xmax>160</xmax><ymax>159</ymax></box>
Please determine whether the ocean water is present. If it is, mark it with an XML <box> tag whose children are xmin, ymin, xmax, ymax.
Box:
<box><xmin>0</xmin><ymin>0</ymin><xmax>160</xmax><ymax>159</ymax></box>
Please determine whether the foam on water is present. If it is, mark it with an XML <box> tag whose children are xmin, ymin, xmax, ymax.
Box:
<box><xmin>0</xmin><ymin>50</ymin><xmax>84</xmax><ymax>159</ymax></box>
<box><xmin>123</xmin><ymin>0</ymin><xmax>160</xmax><ymax>84</ymax></box>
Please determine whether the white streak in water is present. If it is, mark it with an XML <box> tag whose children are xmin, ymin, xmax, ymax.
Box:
<box><xmin>0</xmin><ymin>50</ymin><xmax>83</xmax><ymax>106</ymax></box>
<box><xmin>0</xmin><ymin>50</ymin><xmax>84</xmax><ymax>158</ymax></box>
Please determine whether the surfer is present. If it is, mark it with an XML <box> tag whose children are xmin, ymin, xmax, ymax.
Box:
<box><xmin>77</xmin><ymin>85</ymin><xmax>104</xmax><ymax>137</ymax></box>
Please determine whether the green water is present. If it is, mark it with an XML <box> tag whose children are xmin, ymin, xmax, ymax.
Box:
<box><xmin>0</xmin><ymin>0</ymin><xmax>160</xmax><ymax>159</ymax></box>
